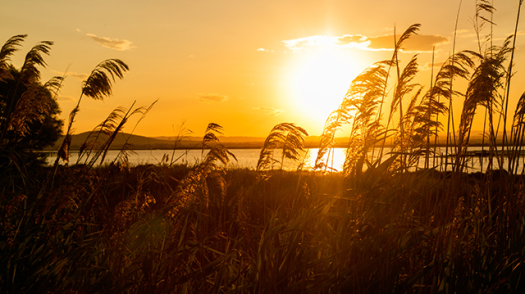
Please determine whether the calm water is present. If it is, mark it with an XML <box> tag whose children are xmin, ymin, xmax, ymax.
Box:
<box><xmin>44</xmin><ymin>147</ymin><xmax>524</xmax><ymax>173</ymax></box>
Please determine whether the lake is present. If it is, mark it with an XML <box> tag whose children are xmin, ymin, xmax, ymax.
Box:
<box><xmin>44</xmin><ymin>146</ymin><xmax>524</xmax><ymax>173</ymax></box>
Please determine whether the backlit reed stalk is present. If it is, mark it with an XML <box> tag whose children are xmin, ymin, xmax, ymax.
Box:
<box><xmin>257</xmin><ymin>122</ymin><xmax>308</xmax><ymax>173</ymax></box>
<box><xmin>389</xmin><ymin>54</ymin><xmax>420</xmax><ymax>170</ymax></box>
<box><xmin>423</xmin><ymin>51</ymin><xmax>476</xmax><ymax>169</ymax></box>
<box><xmin>509</xmin><ymin>91</ymin><xmax>525</xmax><ymax>173</ymax></box>
<box><xmin>501</xmin><ymin>0</ymin><xmax>524</xmax><ymax>173</ymax></box>
<box><xmin>455</xmin><ymin>38</ymin><xmax>511</xmax><ymax>173</ymax></box>
<box><xmin>376</xmin><ymin>24</ymin><xmax>420</xmax><ymax>167</ymax></box>
<box><xmin>75</xmin><ymin>100</ymin><xmax>157</xmax><ymax>169</ymax></box>
<box><xmin>56</xmin><ymin>59</ymin><xmax>129</xmax><ymax>165</ymax></box>
<box><xmin>339</xmin><ymin>65</ymin><xmax>389</xmax><ymax>178</ymax></box>
<box><xmin>168</xmin><ymin>123</ymin><xmax>236</xmax><ymax>212</ymax></box>
<box><xmin>314</xmin><ymin>61</ymin><xmax>390</xmax><ymax>173</ymax></box>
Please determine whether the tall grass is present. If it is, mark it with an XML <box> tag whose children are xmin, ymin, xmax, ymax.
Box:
<box><xmin>56</xmin><ymin>58</ymin><xmax>129</xmax><ymax>166</ymax></box>
<box><xmin>2</xmin><ymin>1</ymin><xmax>525</xmax><ymax>293</ymax></box>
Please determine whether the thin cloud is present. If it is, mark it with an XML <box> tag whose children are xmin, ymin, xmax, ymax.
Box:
<box><xmin>257</xmin><ymin>48</ymin><xmax>274</xmax><ymax>52</ymax></box>
<box><xmin>86</xmin><ymin>33</ymin><xmax>135</xmax><ymax>51</ymax></box>
<box><xmin>336</xmin><ymin>35</ymin><xmax>369</xmax><ymax>47</ymax></box>
<box><xmin>455</xmin><ymin>29</ymin><xmax>470</xmax><ymax>34</ymax></box>
<box><xmin>51</xmin><ymin>69</ymin><xmax>88</xmax><ymax>80</ymax></box>
<box><xmin>69</xmin><ymin>72</ymin><xmax>89</xmax><ymax>79</ymax></box>
<box><xmin>366</xmin><ymin>34</ymin><xmax>448</xmax><ymax>52</ymax></box>
<box><xmin>421</xmin><ymin>61</ymin><xmax>445</xmax><ymax>71</ymax></box>
<box><xmin>57</xmin><ymin>95</ymin><xmax>75</xmax><ymax>102</ymax></box>
<box><xmin>253</xmin><ymin>107</ymin><xmax>283</xmax><ymax>116</ymax></box>
<box><xmin>284</xmin><ymin>33</ymin><xmax>449</xmax><ymax>53</ymax></box>
<box><xmin>283</xmin><ymin>35</ymin><xmax>352</xmax><ymax>52</ymax></box>
<box><xmin>196</xmin><ymin>93</ymin><xmax>229</xmax><ymax>102</ymax></box>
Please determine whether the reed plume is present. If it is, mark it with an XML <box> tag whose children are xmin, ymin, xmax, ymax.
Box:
<box><xmin>0</xmin><ymin>35</ymin><xmax>26</xmax><ymax>82</ymax></box>
<box><xmin>388</xmin><ymin>54</ymin><xmax>420</xmax><ymax>170</ymax></box>
<box><xmin>6</xmin><ymin>76</ymin><xmax>64</xmax><ymax>139</ymax></box>
<box><xmin>198</xmin><ymin>122</ymin><xmax>237</xmax><ymax>171</ymax></box>
<box><xmin>455</xmin><ymin>37</ymin><xmax>512</xmax><ymax>172</ymax></box>
<box><xmin>315</xmin><ymin>61</ymin><xmax>390</xmax><ymax>173</ymax></box>
<box><xmin>313</xmin><ymin>108</ymin><xmax>350</xmax><ymax>172</ymax></box>
<box><xmin>18</xmin><ymin>41</ymin><xmax>53</xmax><ymax>85</ymax></box>
<box><xmin>376</xmin><ymin>24</ymin><xmax>420</xmax><ymax>164</ymax></box>
<box><xmin>501</xmin><ymin>0</ymin><xmax>524</xmax><ymax>172</ymax></box>
<box><xmin>509</xmin><ymin>91</ymin><xmax>525</xmax><ymax>173</ymax></box>
<box><xmin>81</xmin><ymin>59</ymin><xmax>129</xmax><ymax>100</ymax></box>
<box><xmin>257</xmin><ymin>122</ymin><xmax>308</xmax><ymax>172</ymax></box>
<box><xmin>56</xmin><ymin>59</ymin><xmax>129</xmax><ymax>164</ymax></box>
<box><xmin>169</xmin><ymin>123</ymin><xmax>236</xmax><ymax>212</ymax></box>
<box><xmin>202</xmin><ymin>123</ymin><xmax>224</xmax><ymax>154</ymax></box>
<box><xmin>75</xmin><ymin>101</ymin><xmax>156</xmax><ymax>168</ymax></box>
<box><xmin>413</xmin><ymin>51</ymin><xmax>475</xmax><ymax>168</ymax></box>
<box><xmin>395</xmin><ymin>86</ymin><xmax>424</xmax><ymax>169</ymax></box>
<box><xmin>340</xmin><ymin>64</ymin><xmax>390</xmax><ymax>177</ymax></box>
<box><xmin>0</xmin><ymin>38</ymin><xmax>54</xmax><ymax>144</ymax></box>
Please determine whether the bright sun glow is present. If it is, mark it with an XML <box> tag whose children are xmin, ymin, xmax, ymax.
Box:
<box><xmin>287</xmin><ymin>47</ymin><xmax>361</xmax><ymax>125</ymax></box>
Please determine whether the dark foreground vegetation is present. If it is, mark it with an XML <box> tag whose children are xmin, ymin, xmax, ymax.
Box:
<box><xmin>2</xmin><ymin>1</ymin><xmax>525</xmax><ymax>292</ymax></box>
<box><xmin>1</xmin><ymin>162</ymin><xmax>525</xmax><ymax>293</ymax></box>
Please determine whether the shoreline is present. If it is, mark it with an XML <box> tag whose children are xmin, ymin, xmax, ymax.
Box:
<box><xmin>42</xmin><ymin>143</ymin><xmax>524</xmax><ymax>151</ymax></box>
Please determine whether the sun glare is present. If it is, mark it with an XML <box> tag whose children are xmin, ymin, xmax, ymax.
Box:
<box><xmin>287</xmin><ymin>47</ymin><xmax>360</xmax><ymax>126</ymax></box>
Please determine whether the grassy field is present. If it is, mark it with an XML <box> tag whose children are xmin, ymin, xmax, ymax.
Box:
<box><xmin>1</xmin><ymin>160</ymin><xmax>524</xmax><ymax>293</ymax></box>
<box><xmin>2</xmin><ymin>1</ymin><xmax>525</xmax><ymax>292</ymax></box>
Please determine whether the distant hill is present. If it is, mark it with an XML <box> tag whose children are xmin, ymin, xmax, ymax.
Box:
<box><xmin>44</xmin><ymin>131</ymin><xmax>501</xmax><ymax>151</ymax></box>
<box><xmin>44</xmin><ymin>132</ymin><xmax>332</xmax><ymax>150</ymax></box>
<box><xmin>46</xmin><ymin>132</ymin><xmax>272</xmax><ymax>150</ymax></box>
<box><xmin>46</xmin><ymin>132</ymin><xmax>196</xmax><ymax>150</ymax></box>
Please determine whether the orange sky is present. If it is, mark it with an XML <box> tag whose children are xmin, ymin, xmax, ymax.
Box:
<box><xmin>2</xmin><ymin>0</ymin><xmax>525</xmax><ymax>137</ymax></box>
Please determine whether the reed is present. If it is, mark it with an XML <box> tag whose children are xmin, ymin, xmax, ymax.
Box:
<box><xmin>0</xmin><ymin>36</ymin><xmax>62</xmax><ymax>150</ymax></box>
<box><xmin>257</xmin><ymin>122</ymin><xmax>308</xmax><ymax>173</ymax></box>
<box><xmin>56</xmin><ymin>58</ymin><xmax>129</xmax><ymax>166</ymax></box>
<box><xmin>2</xmin><ymin>1</ymin><xmax>525</xmax><ymax>292</ymax></box>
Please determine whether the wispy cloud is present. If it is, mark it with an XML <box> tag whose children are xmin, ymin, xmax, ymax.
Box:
<box><xmin>196</xmin><ymin>93</ymin><xmax>229</xmax><ymax>102</ymax></box>
<box><xmin>283</xmin><ymin>36</ymin><xmax>358</xmax><ymax>52</ymax></box>
<box><xmin>455</xmin><ymin>29</ymin><xmax>470</xmax><ymax>34</ymax></box>
<box><xmin>57</xmin><ymin>95</ymin><xmax>75</xmax><ymax>102</ymax></box>
<box><xmin>421</xmin><ymin>61</ymin><xmax>445</xmax><ymax>71</ymax></box>
<box><xmin>362</xmin><ymin>34</ymin><xmax>448</xmax><ymax>52</ymax></box>
<box><xmin>253</xmin><ymin>107</ymin><xmax>283</xmax><ymax>116</ymax></box>
<box><xmin>257</xmin><ymin>48</ymin><xmax>273</xmax><ymax>52</ymax></box>
<box><xmin>86</xmin><ymin>33</ymin><xmax>135</xmax><ymax>51</ymax></box>
<box><xmin>51</xmin><ymin>69</ymin><xmax>88</xmax><ymax>80</ymax></box>
<box><xmin>284</xmin><ymin>33</ymin><xmax>449</xmax><ymax>53</ymax></box>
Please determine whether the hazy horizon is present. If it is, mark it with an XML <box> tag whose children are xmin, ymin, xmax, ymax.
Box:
<box><xmin>2</xmin><ymin>1</ymin><xmax>525</xmax><ymax>138</ymax></box>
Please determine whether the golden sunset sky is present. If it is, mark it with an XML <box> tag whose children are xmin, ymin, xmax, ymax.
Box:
<box><xmin>1</xmin><ymin>0</ymin><xmax>524</xmax><ymax>137</ymax></box>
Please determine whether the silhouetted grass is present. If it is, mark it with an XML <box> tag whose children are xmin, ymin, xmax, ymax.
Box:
<box><xmin>2</xmin><ymin>1</ymin><xmax>525</xmax><ymax>293</ymax></box>
<box><xmin>2</xmin><ymin>160</ymin><xmax>525</xmax><ymax>293</ymax></box>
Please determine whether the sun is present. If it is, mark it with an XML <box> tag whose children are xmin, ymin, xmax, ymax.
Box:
<box><xmin>286</xmin><ymin>47</ymin><xmax>361</xmax><ymax>127</ymax></box>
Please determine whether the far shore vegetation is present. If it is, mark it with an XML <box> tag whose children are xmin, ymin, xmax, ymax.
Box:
<box><xmin>44</xmin><ymin>132</ymin><xmax>512</xmax><ymax>151</ymax></box>
<box><xmin>2</xmin><ymin>1</ymin><xmax>525</xmax><ymax>293</ymax></box>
